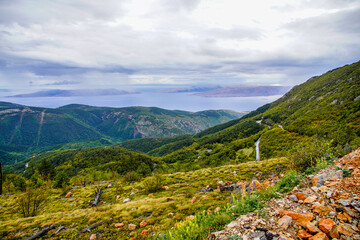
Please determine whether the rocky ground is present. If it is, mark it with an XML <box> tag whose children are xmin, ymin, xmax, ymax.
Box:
<box><xmin>212</xmin><ymin>148</ymin><xmax>360</xmax><ymax>240</ymax></box>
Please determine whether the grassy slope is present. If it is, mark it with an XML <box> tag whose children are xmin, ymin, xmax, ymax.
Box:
<box><xmin>0</xmin><ymin>158</ymin><xmax>289</xmax><ymax>240</ymax></box>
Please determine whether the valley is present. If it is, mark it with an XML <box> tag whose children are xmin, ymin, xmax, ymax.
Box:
<box><xmin>0</xmin><ymin>60</ymin><xmax>359</xmax><ymax>239</ymax></box>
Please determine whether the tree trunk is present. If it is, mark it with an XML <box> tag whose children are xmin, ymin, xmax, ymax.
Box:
<box><xmin>23</xmin><ymin>224</ymin><xmax>56</xmax><ymax>240</ymax></box>
<box><xmin>91</xmin><ymin>188</ymin><xmax>102</xmax><ymax>207</ymax></box>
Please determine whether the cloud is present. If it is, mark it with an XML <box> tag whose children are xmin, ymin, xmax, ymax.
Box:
<box><xmin>8</xmin><ymin>89</ymin><xmax>140</xmax><ymax>98</ymax></box>
<box><xmin>191</xmin><ymin>85</ymin><xmax>291</xmax><ymax>98</ymax></box>
<box><xmin>159</xmin><ymin>85</ymin><xmax>221</xmax><ymax>93</ymax></box>
<box><xmin>0</xmin><ymin>0</ymin><xmax>359</xmax><ymax>104</ymax></box>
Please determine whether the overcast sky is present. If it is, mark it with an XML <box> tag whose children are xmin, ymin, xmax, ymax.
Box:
<box><xmin>0</xmin><ymin>0</ymin><xmax>360</xmax><ymax>110</ymax></box>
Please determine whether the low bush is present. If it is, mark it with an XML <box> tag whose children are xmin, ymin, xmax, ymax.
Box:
<box><xmin>143</xmin><ymin>174</ymin><xmax>164</xmax><ymax>193</ymax></box>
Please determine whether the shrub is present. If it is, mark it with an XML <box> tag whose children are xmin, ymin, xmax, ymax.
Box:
<box><xmin>15</xmin><ymin>187</ymin><xmax>48</xmax><ymax>217</ymax></box>
<box><xmin>53</xmin><ymin>171</ymin><xmax>70</xmax><ymax>188</ymax></box>
<box><xmin>289</xmin><ymin>138</ymin><xmax>333</xmax><ymax>172</ymax></box>
<box><xmin>275</xmin><ymin>170</ymin><xmax>303</xmax><ymax>193</ymax></box>
<box><xmin>142</xmin><ymin>174</ymin><xmax>164</xmax><ymax>193</ymax></box>
<box><xmin>123</xmin><ymin>171</ymin><xmax>141</xmax><ymax>183</ymax></box>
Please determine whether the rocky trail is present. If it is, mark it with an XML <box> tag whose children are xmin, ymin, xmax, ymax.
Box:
<box><xmin>213</xmin><ymin>148</ymin><xmax>360</xmax><ymax>240</ymax></box>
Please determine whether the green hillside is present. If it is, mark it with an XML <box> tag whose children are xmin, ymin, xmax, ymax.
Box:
<box><xmin>119</xmin><ymin>61</ymin><xmax>360</xmax><ymax>171</ymax></box>
<box><xmin>0</xmin><ymin>104</ymin><xmax>244</xmax><ymax>165</ymax></box>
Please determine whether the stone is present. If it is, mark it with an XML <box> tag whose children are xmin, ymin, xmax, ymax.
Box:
<box><xmin>191</xmin><ymin>197</ymin><xmax>197</xmax><ymax>203</ymax></box>
<box><xmin>344</xmin><ymin>206</ymin><xmax>357</xmax><ymax>217</ymax></box>
<box><xmin>140</xmin><ymin>220</ymin><xmax>147</xmax><ymax>228</ymax></box>
<box><xmin>326</xmin><ymin>191</ymin><xmax>333</xmax><ymax>198</ymax></box>
<box><xmin>318</xmin><ymin>186</ymin><xmax>328</xmax><ymax>192</ymax></box>
<box><xmin>89</xmin><ymin>234</ymin><xmax>97</xmax><ymax>240</ymax></box>
<box><xmin>123</xmin><ymin>198</ymin><xmax>131</xmax><ymax>203</ymax></box>
<box><xmin>305</xmin><ymin>221</ymin><xmax>321</xmax><ymax>234</ymax></box>
<box><xmin>141</xmin><ymin>229</ymin><xmax>149</xmax><ymax>236</ymax></box>
<box><xmin>130</xmin><ymin>192</ymin><xmax>135</xmax><ymax>196</ymax></box>
<box><xmin>309</xmin><ymin>232</ymin><xmax>329</xmax><ymax>240</ymax></box>
<box><xmin>311</xmin><ymin>175</ymin><xmax>325</xmax><ymax>187</ymax></box>
<box><xmin>312</xmin><ymin>205</ymin><xmax>334</xmax><ymax>215</ymax></box>
<box><xmin>115</xmin><ymin>223</ymin><xmax>124</xmax><ymax>228</ymax></box>
<box><xmin>65</xmin><ymin>192</ymin><xmax>72</xmax><ymax>198</ymax></box>
<box><xmin>128</xmin><ymin>224</ymin><xmax>136</xmax><ymax>231</ymax></box>
<box><xmin>279</xmin><ymin>209</ymin><xmax>314</xmax><ymax>225</ymax></box>
<box><xmin>289</xmin><ymin>195</ymin><xmax>299</xmax><ymax>202</ymax></box>
<box><xmin>278</xmin><ymin>215</ymin><xmax>293</xmax><ymax>229</ymax></box>
<box><xmin>318</xmin><ymin>218</ymin><xmax>339</xmax><ymax>238</ymax></box>
<box><xmin>336</xmin><ymin>213</ymin><xmax>349</xmax><ymax>222</ymax></box>
<box><xmin>249</xmin><ymin>231</ymin><xmax>266</xmax><ymax>240</ymax></box>
<box><xmin>296</xmin><ymin>192</ymin><xmax>307</xmax><ymax>201</ymax></box>
<box><xmin>252</xmin><ymin>180</ymin><xmax>262</xmax><ymax>190</ymax></box>
<box><xmin>337</xmin><ymin>223</ymin><xmax>356</xmax><ymax>236</ymax></box>
<box><xmin>337</xmin><ymin>199</ymin><xmax>352</xmax><ymax>207</ymax></box>
<box><xmin>116</xmin><ymin>195</ymin><xmax>121</xmax><ymax>200</ymax></box>
<box><xmin>329</xmin><ymin>211</ymin><xmax>336</xmax><ymax>217</ymax></box>
<box><xmin>297</xmin><ymin>230</ymin><xmax>313</xmax><ymax>239</ymax></box>
<box><xmin>304</xmin><ymin>196</ymin><xmax>317</xmax><ymax>204</ymax></box>
<box><xmin>162</xmin><ymin>186</ymin><xmax>169</xmax><ymax>190</ymax></box>
<box><xmin>217</xmin><ymin>181</ymin><xmax>225</xmax><ymax>188</ymax></box>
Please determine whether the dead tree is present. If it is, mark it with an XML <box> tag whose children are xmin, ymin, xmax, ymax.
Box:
<box><xmin>91</xmin><ymin>188</ymin><xmax>102</xmax><ymax>207</ymax></box>
<box><xmin>23</xmin><ymin>224</ymin><xmax>56</xmax><ymax>240</ymax></box>
<box><xmin>81</xmin><ymin>218</ymin><xmax>112</xmax><ymax>233</ymax></box>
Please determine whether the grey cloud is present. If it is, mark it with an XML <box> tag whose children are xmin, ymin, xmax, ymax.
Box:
<box><xmin>0</xmin><ymin>0</ymin><xmax>124</xmax><ymax>26</ymax></box>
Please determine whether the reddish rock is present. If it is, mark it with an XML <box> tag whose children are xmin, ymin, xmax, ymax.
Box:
<box><xmin>140</xmin><ymin>220</ymin><xmax>147</xmax><ymax>228</ymax></box>
<box><xmin>312</xmin><ymin>205</ymin><xmax>334</xmax><ymax>215</ymax></box>
<box><xmin>141</xmin><ymin>229</ymin><xmax>149</xmax><ymax>236</ymax></box>
<box><xmin>297</xmin><ymin>230</ymin><xmax>313</xmax><ymax>239</ymax></box>
<box><xmin>191</xmin><ymin>197</ymin><xmax>197</xmax><ymax>203</ymax></box>
<box><xmin>336</xmin><ymin>213</ymin><xmax>349</xmax><ymax>222</ymax></box>
<box><xmin>89</xmin><ymin>234</ymin><xmax>97</xmax><ymax>240</ymax></box>
<box><xmin>278</xmin><ymin>215</ymin><xmax>292</xmax><ymax>229</ymax></box>
<box><xmin>337</xmin><ymin>223</ymin><xmax>356</xmax><ymax>236</ymax></box>
<box><xmin>279</xmin><ymin>210</ymin><xmax>314</xmax><ymax>225</ymax></box>
<box><xmin>304</xmin><ymin>195</ymin><xmax>317</xmax><ymax>204</ymax></box>
<box><xmin>318</xmin><ymin>186</ymin><xmax>328</xmax><ymax>192</ymax></box>
<box><xmin>116</xmin><ymin>195</ymin><xmax>121</xmax><ymax>200</ymax></box>
<box><xmin>65</xmin><ymin>192</ymin><xmax>72</xmax><ymax>198</ymax></box>
<box><xmin>225</xmin><ymin>181</ymin><xmax>231</xmax><ymax>185</ymax></box>
<box><xmin>115</xmin><ymin>223</ymin><xmax>124</xmax><ymax>228</ymax></box>
<box><xmin>318</xmin><ymin>218</ymin><xmax>339</xmax><ymax>238</ymax></box>
<box><xmin>162</xmin><ymin>186</ymin><xmax>169</xmax><ymax>190</ymax></box>
<box><xmin>252</xmin><ymin>180</ymin><xmax>262</xmax><ymax>190</ymax></box>
<box><xmin>296</xmin><ymin>192</ymin><xmax>307</xmax><ymax>201</ymax></box>
<box><xmin>305</xmin><ymin>221</ymin><xmax>321</xmax><ymax>234</ymax></box>
<box><xmin>309</xmin><ymin>232</ymin><xmax>329</xmax><ymax>240</ymax></box>
<box><xmin>128</xmin><ymin>224</ymin><xmax>136</xmax><ymax>230</ymax></box>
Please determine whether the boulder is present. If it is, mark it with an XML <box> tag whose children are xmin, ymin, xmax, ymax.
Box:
<box><xmin>297</xmin><ymin>230</ymin><xmax>313</xmax><ymax>239</ymax></box>
<box><xmin>305</xmin><ymin>221</ymin><xmax>321</xmax><ymax>234</ymax></box>
<box><xmin>115</xmin><ymin>223</ymin><xmax>124</xmax><ymax>228</ymax></box>
<box><xmin>89</xmin><ymin>234</ymin><xmax>97</xmax><ymax>240</ymax></box>
<box><xmin>278</xmin><ymin>209</ymin><xmax>314</xmax><ymax>225</ymax></box>
<box><xmin>278</xmin><ymin>215</ymin><xmax>292</xmax><ymax>229</ymax></box>
<box><xmin>128</xmin><ymin>224</ymin><xmax>136</xmax><ymax>231</ymax></box>
<box><xmin>318</xmin><ymin>218</ymin><xmax>339</xmax><ymax>238</ymax></box>
<box><xmin>65</xmin><ymin>192</ymin><xmax>72</xmax><ymax>198</ymax></box>
<box><xmin>296</xmin><ymin>192</ymin><xmax>307</xmax><ymax>201</ymax></box>
<box><xmin>123</xmin><ymin>198</ymin><xmax>131</xmax><ymax>203</ymax></box>
<box><xmin>308</xmin><ymin>232</ymin><xmax>328</xmax><ymax>240</ymax></box>
<box><xmin>141</xmin><ymin>229</ymin><xmax>149</xmax><ymax>236</ymax></box>
<box><xmin>304</xmin><ymin>195</ymin><xmax>317</xmax><ymax>204</ymax></box>
<box><xmin>162</xmin><ymin>186</ymin><xmax>169</xmax><ymax>190</ymax></box>
<box><xmin>337</xmin><ymin>223</ymin><xmax>356</xmax><ymax>236</ymax></box>
<box><xmin>312</xmin><ymin>205</ymin><xmax>334</xmax><ymax>215</ymax></box>
<box><xmin>140</xmin><ymin>220</ymin><xmax>147</xmax><ymax>228</ymax></box>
